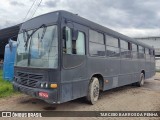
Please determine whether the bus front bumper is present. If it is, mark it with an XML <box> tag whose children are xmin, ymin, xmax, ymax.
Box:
<box><xmin>12</xmin><ymin>81</ymin><xmax>58</xmax><ymax>104</ymax></box>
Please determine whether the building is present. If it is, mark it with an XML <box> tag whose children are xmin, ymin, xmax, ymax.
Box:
<box><xmin>0</xmin><ymin>24</ymin><xmax>21</xmax><ymax>60</ymax></box>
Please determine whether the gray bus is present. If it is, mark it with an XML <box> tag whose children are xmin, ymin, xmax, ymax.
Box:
<box><xmin>13</xmin><ymin>10</ymin><xmax>155</xmax><ymax>104</ymax></box>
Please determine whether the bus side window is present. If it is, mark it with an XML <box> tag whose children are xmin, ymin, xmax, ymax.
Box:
<box><xmin>132</xmin><ymin>44</ymin><xmax>138</xmax><ymax>51</ymax></box>
<box><xmin>120</xmin><ymin>40</ymin><xmax>131</xmax><ymax>58</ymax></box>
<box><xmin>106</xmin><ymin>35</ymin><xmax>120</xmax><ymax>57</ymax></box>
<box><xmin>72</xmin><ymin>31</ymin><xmax>85</xmax><ymax>55</ymax></box>
<box><xmin>89</xmin><ymin>30</ymin><xmax>105</xmax><ymax>56</ymax></box>
<box><xmin>149</xmin><ymin>49</ymin><xmax>152</xmax><ymax>55</ymax></box>
<box><xmin>132</xmin><ymin>44</ymin><xmax>138</xmax><ymax>59</ymax></box>
<box><xmin>138</xmin><ymin>46</ymin><xmax>145</xmax><ymax>59</ymax></box>
<box><xmin>63</xmin><ymin>27</ymin><xmax>85</xmax><ymax>55</ymax></box>
<box><xmin>146</xmin><ymin>49</ymin><xmax>150</xmax><ymax>55</ymax></box>
<box><xmin>128</xmin><ymin>43</ymin><xmax>132</xmax><ymax>50</ymax></box>
<box><xmin>153</xmin><ymin>50</ymin><xmax>155</xmax><ymax>56</ymax></box>
<box><xmin>146</xmin><ymin>48</ymin><xmax>150</xmax><ymax>60</ymax></box>
<box><xmin>76</xmin><ymin>32</ymin><xmax>85</xmax><ymax>55</ymax></box>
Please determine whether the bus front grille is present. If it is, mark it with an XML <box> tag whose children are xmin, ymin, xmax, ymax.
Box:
<box><xmin>16</xmin><ymin>72</ymin><xmax>43</xmax><ymax>88</ymax></box>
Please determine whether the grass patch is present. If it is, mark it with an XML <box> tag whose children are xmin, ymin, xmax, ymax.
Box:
<box><xmin>0</xmin><ymin>70</ymin><xmax>19</xmax><ymax>98</ymax></box>
<box><xmin>156</xmin><ymin>70</ymin><xmax>160</xmax><ymax>73</ymax></box>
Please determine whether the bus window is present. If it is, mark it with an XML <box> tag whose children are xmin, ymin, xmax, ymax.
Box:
<box><xmin>150</xmin><ymin>49</ymin><xmax>155</xmax><ymax>61</ymax></box>
<box><xmin>120</xmin><ymin>40</ymin><xmax>131</xmax><ymax>58</ymax></box>
<box><xmin>138</xmin><ymin>46</ymin><xmax>145</xmax><ymax>59</ymax></box>
<box><xmin>132</xmin><ymin>44</ymin><xmax>138</xmax><ymax>59</ymax></box>
<box><xmin>106</xmin><ymin>35</ymin><xmax>119</xmax><ymax>47</ymax></box>
<box><xmin>106</xmin><ymin>35</ymin><xmax>120</xmax><ymax>57</ymax></box>
<box><xmin>146</xmin><ymin>49</ymin><xmax>150</xmax><ymax>54</ymax></box>
<box><xmin>146</xmin><ymin>48</ymin><xmax>150</xmax><ymax>60</ymax></box>
<box><xmin>128</xmin><ymin>43</ymin><xmax>132</xmax><ymax>50</ymax></box>
<box><xmin>120</xmin><ymin>40</ymin><xmax>128</xmax><ymax>49</ymax></box>
<box><xmin>149</xmin><ymin>49</ymin><xmax>152</xmax><ymax>55</ymax></box>
<box><xmin>132</xmin><ymin>44</ymin><xmax>138</xmax><ymax>51</ymax></box>
<box><xmin>89</xmin><ymin>30</ymin><xmax>104</xmax><ymax>44</ymax></box>
<box><xmin>139</xmin><ymin>46</ymin><xmax>145</xmax><ymax>53</ymax></box>
<box><xmin>76</xmin><ymin>32</ymin><xmax>85</xmax><ymax>55</ymax></box>
<box><xmin>63</xmin><ymin>27</ymin><xmax>85</xmax><ymax>55</ymax></box>
<box><xmin>89</xmin><ymin>30</ymin><xmax>105</xmax><ymax>56</ymax></box>
<box><xmin>153</xmin><ymin>50</ymin><xmax>155</xmax><ymax>56</ymax></box>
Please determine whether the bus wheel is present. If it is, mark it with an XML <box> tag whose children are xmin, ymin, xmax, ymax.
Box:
<box><xmin>86</xmin><ymin>77</ymin><xmax>100</xmax><ymax>105</ymax></box>
<box><xmin>137</xmin><ymin>73</ymin><xmax>145</xmax><ymax>87</ymax></box>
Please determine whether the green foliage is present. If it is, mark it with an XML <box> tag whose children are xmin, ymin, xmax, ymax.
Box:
<box><xmin>0</xmin><ymin>70</ymin><xmax>19</xmax><ymax>98</ymax></box>
<box><xmin>156</xmin><ymin>69</ymin><xmax>160</xmax><ymax>72</ymax></box>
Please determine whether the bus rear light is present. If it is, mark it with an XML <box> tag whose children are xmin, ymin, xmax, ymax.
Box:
<box><xmin>39</xmin><ymin>92</ymin><xmax>49</xmax><ymax>98</ymax></box>
<box><xmin>50</xmin><ymin>84</ymin><xmax>57</xmax><ymax>88</ymax></box>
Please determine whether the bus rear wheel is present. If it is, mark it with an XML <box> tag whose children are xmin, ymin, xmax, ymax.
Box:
<box><xmin>137</xmin><ymin>73</ymin><xmax>145</xmax><ymax>87</ymax></box>
<box><xmin>86</xmin><ymin>77</ymin><xmax>100</xmax><ymax>105</ymax></box>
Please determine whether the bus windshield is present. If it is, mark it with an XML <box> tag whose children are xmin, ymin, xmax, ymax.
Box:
<box><xmin>15</xmin><ymin>25</ymin><xmax>58</xmax><ymax>68</ymax></box>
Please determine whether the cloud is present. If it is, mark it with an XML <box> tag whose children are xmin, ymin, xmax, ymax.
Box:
<box><xmin>44</xmin><ymin>0</ymin><xmax>59</xmax><ymax>8</ymax></box>
<box><xmin>9</xmin><ymin>1</ymin><xmax>25</xmax><ymax>6</ymax></box>
<box><xmin>53</xmin><ymin>0</ymin><xmax>160</xmax><ymax>37</ymax></box>
<box><xmin>0</xmin><ymin>0</ymin><xmax>160</xmax><ymax>37</ymax></box>
<box><xmin>61</xmin><ymin>0</ymin><xmax>160</xmax><ymax>29</ymax></box>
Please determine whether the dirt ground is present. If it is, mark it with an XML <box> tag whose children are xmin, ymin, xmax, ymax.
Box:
<box><xmin>0</xmin><ymin>73</ymin><xmax>160</xmax><ymax>120</ymax></box>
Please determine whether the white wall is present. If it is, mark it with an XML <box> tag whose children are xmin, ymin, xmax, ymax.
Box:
<box><xmin>156</xmin><ymin>59</ymin><xmax>160</xmax><ymax>70</ymax></box>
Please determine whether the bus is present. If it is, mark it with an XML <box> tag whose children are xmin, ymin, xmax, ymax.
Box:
<box><xmin>13</xmin><ymin>10</ymin><xmax>155</xmax><ymax>104</ymax></box>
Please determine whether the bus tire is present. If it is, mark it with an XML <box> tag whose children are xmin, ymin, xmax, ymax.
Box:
<box><xmin>86</xmin><ymin>77</ymin><xmax>100</xmax><ymax>105</ymax></box>
<box><xmin>137</xmin><ymin>73</ymin><xmax>145</xmax><ymax>87</ymax></box>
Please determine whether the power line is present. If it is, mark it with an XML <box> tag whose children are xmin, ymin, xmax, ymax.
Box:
<box><xmin>30</xmin><ymin>0</ymin><xmax>43</xmax><ymax>19</ymax></box>
<box><xmin>23</xmin><ymin>0</ymin><xmax>37</xmax><ymax>22</ymax></box>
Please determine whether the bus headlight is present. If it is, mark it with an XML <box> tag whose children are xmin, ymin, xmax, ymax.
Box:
<box><xmin>40</xmin><ymin>83</ymin><xmax>48</xmax><ymax>88</ymax></box>
<box><xmin>40</xmin><ymin>83</ymin><xmax>44</xmax><ymax>88</ymax></box>
<box><xmin>45</xmin><ymin>83</ymin><xmax>48</xmax><ymax>88</ymax></box>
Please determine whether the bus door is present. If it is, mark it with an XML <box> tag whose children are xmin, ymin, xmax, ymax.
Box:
<box><xmin>60</xmin><ymin>20</ymin><xmax>88</xmax><ymax>102</ymax></box>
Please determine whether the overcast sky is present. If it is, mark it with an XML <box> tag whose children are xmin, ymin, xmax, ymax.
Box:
<box><xmin>0</xmin><ymin>0</ymin><xmax>160</xmax><ymax>37</ymax></box>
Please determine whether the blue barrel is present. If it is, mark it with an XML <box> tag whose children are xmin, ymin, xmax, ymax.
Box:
<box><xmin>3</xmin><ymin>40</ymin><xmax>17</xmax><ymax>81</ymax></box>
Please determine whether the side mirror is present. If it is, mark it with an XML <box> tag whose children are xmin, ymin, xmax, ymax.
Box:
<box><xmin>72</xmin><ymin>29</ymin><xmax>78</xmax><ymax>41</ymax></box>
<box><xmin>63</xmin><ymin>26</ymin><xmax>78</xmax><ymax>41</ymax></box>
<box><xmin>62</xmin><ymin>27</ymin><xmax>68</xmax><ymax>41</ymax></box>
<box><xmin>63</xmin><ymin>19</ymin><xmax>78</xmax><ymax>40</ymax></box>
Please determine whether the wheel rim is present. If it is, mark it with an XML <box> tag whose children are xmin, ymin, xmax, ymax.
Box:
<box><xmin>93</xmin><ymin>84</ymin><xmax>99</xmax><ymax>99</ymax></box>
<box><xmin>141</xmin><ymin>75</ymin><xmax>144</xmax><ymax>85</ymax></box>
<box><xmin>87</xmin><ymin>78</ymin><xmax>100</xmax><ymax>104</ymax></box>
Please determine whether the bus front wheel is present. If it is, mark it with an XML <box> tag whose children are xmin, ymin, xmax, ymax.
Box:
<box><xmin>137</xmin><ymin>73</ymin><xmax>145</xmax><ymax>87</ymax></box>
<box><xmin>86</xmin><ymin>77</ymin><xmax>100</xmax><ymax>105</ymax></box>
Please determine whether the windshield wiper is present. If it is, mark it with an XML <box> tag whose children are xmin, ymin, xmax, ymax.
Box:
<box><xmin>22</xmin><ymin>29</ymin><xmax>30</xmax><ymax>51</ymax></box>
<box><xmin>22</xmin><ymin>24</ymin><xmax>47</xmax><ymax>50</ymax></box>
<box><xmin>39</xmin><ymin>25</ymin><xmax>47</xmax><ymax>42</ymax></box>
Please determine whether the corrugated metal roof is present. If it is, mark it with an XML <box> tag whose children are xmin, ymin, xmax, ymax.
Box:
<box><xmin>0</xmin><ymin>24</ymin><xmax>21</xmax><ymax>59</ymax></box>
<box><xmin>0</xmin><ymin>24</ymin><xmax>21</xmax><ymax>39</ymax></box>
